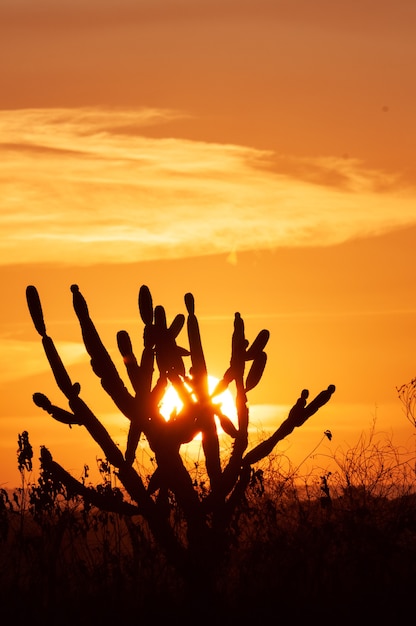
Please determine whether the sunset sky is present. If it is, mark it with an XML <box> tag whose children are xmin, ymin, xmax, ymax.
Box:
<box><xmin>1</xmin><ymin>0</ymin><xmax>416</xmax><ymax>488</ymax></box>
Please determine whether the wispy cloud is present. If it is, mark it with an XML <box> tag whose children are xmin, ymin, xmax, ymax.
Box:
<box><xmin>1</xmin><ymin>107</ymin><xmax>415</xmax><ymax>267</ymax></box>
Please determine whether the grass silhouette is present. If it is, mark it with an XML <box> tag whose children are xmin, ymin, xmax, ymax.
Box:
<box><xmin>1</xmin><ymin>422</ymin><xmax>415</xmax><ymax>625</ymax></box>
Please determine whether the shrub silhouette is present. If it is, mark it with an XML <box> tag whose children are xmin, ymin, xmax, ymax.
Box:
<box><xmin>26</xmin><ymin>283</ymin><xmax>335</xmax><ymax>595</ymax></box>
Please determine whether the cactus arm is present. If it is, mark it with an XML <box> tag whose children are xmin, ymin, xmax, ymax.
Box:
<box><xmin>212</xmin><ymin>407</ymin><xmax>238</xmax><ymax>439</ymax></box>
<box><xmin>71</xmin><ymin>284</ymin><xmax>135</xmax><ymax>418</ymax></box>
<box><xmin>41</xmin><ymin>335</ymin><xmax>81</xmax><ymax>397</ymax></box>
<box><xmin>211</xmin><ymin>313</ymin><xmax>263</xmax><ymax>499</ymax></box>
<box><xmin>117</xmin><ymin>330</ymin><xmax>142</xmax><ymax>393</ymax></box>
<box><xmin>153</xmin><ymin>304</ymin><xmax>169</xmax><ymax>373</ymax></box>
<box><xmin>244</xmin><ymin>329</ymin><xmax>270</xmax><ymax>361</ymax></box>
<box><xmin>140</xmin><ymin>326</ymin><xmax>155</xmax><ymax>392</ymax></box>
<box><xmin>26</xmin><ymin>285</ymin><xmax>47</xmax><ymax>336</ymax></box>
<box><xmin>212</xmin><ymin>326</ymin><xmax>269</xmax><ymax>396</ymax></box>
<box><xmin>226</xmin><ymin>313</ymin><xmax>249</xmax><ymax>437</ymax></box>
<box><xmin>125</xmin><ymin>409</ymin><xmax>142</xmax><ymax>465</ymax></box>
<box><xmin>184</xmin><ymin>292</ymin><xmax>208</xmax><ymax>395</ymax></box>
<box><xmin>138</xmin><ymin>284</ymin><xmax>153</xmax><ymax>325</ymax></box>
<box><xmin>153</xmin><ymin>305</ymin><xmax>188</xmax><ymax>378</ymax></box>
<box><xmin>185</xmin><ymin>292</ymin><xmax>222</xmax><ymax>487</ymax></box>
<box><xmin>216</xmin><ymin>389</ymin><xmax>249</xmax><ymax>501</ymax></box>
<box><xmin>169</xmin><ymin>313</ymin><xmax>185</xmax><ymax>338</ymax></box>
<box><xmin>199</xmin><ymin>408</ymin><xmax>222</xmax><ymax>488</ymax></box>
<box><xmin>26</xmin><ymin>285</ymin><xmax>80</xmax><ymax>397</ymax></box>
<box><xmin>210</xmin><ymin>367</ymin><xmax>234</xmax><ymax>397</ymax></box>
<box><xmin>154</xmin><ymin>308</ymin><xmax>189</xmax><ymax>377</ymax></box>
<box><xmin>167</xmin><ymin>314</ymin><xmax>189</xmax><ymax>377</ymax></box>
<box><xmin>230</xmin><ymin>312</ymin><xmax>246</xmax><ymax>383</ymax></box>
<box><xmin>242</xmin><ymin>385</ymin><xmax>336</xmax><ymax>466</ymax></box>
<box><xmin>68</xmin><ymin>395</ymin><xmax>127</xmax><ymax>468</ymax></box>
<box><xmin>245</xmin><ymin>351</ymin><xmax>267</xmax><ymax>392</ymax></box>
<box><xmin>221</xmin><ymin>312</ymin><xmax>248</xmax><ymax>440</ymax></box>
<box><xmin>32</xmin><ymin>392</ymin><xmax>83</xmax><ymax>426</ymax></box>
<box><xmin>297</xmin><ymin>384</ymin><xmax>336</xmax><ymax>422</ymax></box>
<box><xmin>137</xmin><ymin>286</ymin><xmax>156</xmax><ymax>393</ymax></box>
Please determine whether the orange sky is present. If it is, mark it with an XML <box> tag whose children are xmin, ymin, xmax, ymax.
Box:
<box><xmin>1</xmin><ymin>0</ymin><xmax>416</xmax><ymax>488</ymax></box>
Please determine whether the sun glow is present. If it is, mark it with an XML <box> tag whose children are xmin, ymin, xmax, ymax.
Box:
<box><xmin>159</xmin><ymin>375</ymin><xmax>238</xmax><ymax>431</ymax></box>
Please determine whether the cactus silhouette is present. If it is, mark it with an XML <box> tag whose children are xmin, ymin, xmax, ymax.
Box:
<box><xmin>26</xmin><ymin>283</ymin><xmax>335</xmax><ymax>587</ymax></box>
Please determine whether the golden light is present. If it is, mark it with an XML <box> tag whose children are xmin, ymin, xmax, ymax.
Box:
<box><xmin>159</xmin><ymin>375</ymin><xmax>238</xmax><ymax>432</ymax></box>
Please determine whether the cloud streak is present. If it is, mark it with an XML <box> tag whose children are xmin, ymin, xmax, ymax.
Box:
<box><xmin>1</xmin><ymin>107</ymin><xmax>415</xmax><ymax>266</ymax></box>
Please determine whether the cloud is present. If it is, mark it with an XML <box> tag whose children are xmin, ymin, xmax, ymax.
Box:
<box><xmin>1</xmin><ymin>106</ymin><xmax>415</xmax><ymax>267</ymax></box>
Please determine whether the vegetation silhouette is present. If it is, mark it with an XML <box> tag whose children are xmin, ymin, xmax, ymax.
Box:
<box><xmin>23</xmin><ymin>284</ymin><xmax>336</xmax><ymax>609</ymax></box>
<box><xmin>0</xmin><ymin>284</ymin><xmax>414</xmax><ymax>623</ymax></box>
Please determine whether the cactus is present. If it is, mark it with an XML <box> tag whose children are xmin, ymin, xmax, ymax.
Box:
<box><xmin>26</xmin><ymin>283</ymin><xmax>335</xmax><ymax>583</ymax></box>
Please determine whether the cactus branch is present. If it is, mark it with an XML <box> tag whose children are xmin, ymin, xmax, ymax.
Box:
<box><xmin>71</xmin><ymin>284</ymin><xmax>135</xmax><ymax>418</ymax></box>
<box><xmin>243</xmin><ymin>385</ymin><xmax>336</xmax><ymax>466</ymax></box>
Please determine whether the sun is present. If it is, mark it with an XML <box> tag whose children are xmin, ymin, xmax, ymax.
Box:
<box><xmin>159</xmin><ymin>375</ymin><xmax>237</xmax><ymax>428</ymax></box>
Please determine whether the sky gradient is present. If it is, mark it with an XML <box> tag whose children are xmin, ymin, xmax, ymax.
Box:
<box><xmin>1</xmin><ymin>0</ymin><xmax>416</xmax><ymax>487</ymax></box>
